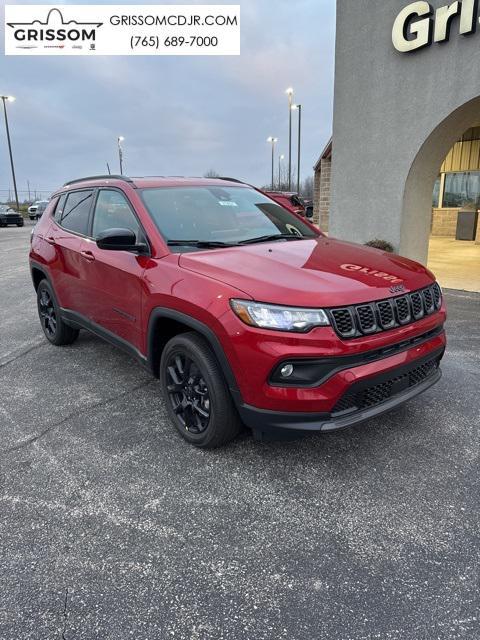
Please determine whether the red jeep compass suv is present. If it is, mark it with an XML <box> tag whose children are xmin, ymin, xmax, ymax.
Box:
<box><xmin>30</xmin><ymin>175</ymin><xmax>446</xmax><ymax>448</ymax></box>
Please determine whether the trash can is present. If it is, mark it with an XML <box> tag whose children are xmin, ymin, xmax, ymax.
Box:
<box><xmin>456</xmin><ymin>209</ymin><xmax>479</xmax><ymax>241</ymax></box>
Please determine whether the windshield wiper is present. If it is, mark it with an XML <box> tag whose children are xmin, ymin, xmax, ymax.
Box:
<box><xmin>167</xmin><ymin>240</ymin><xmax>240</xmax><ymax>248</ymax></box>
<box><xmin>238</xmin><ymin>233</ymin><xmax>307</xmax><ymax>245</ymax></box>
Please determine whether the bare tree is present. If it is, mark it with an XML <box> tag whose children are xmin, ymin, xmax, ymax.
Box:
<box><xmin>301</xmin><ymin>175</ymin><xmax>314</xmax><ymax>199</ymax></box>
<box><xmin>204</xmin><ymin>169</ymin><xmax>221</xmax><ymax>178</ymax></box>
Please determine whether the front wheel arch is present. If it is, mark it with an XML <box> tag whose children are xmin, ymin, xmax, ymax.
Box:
<box><xmin>146</xmin><ymin>308</ymin><xmax>242</xmax><ymax>404</ymax></box>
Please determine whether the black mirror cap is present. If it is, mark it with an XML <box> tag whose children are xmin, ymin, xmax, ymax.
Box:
<box><xmin>305</xmin><ymin>206</ymin><xmax>314</xmax><ymax>219</ymax></box>
<box><xmin>96</xmin><ymin>228</ymin><xmax>139</xmax><ymax>251</ymax></box>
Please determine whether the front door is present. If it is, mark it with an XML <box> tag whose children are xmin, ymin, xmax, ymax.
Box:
<box><xmin>78</xmin><ymin>188</ymin><xmax>147</xmax><ymax>353</ymax></box>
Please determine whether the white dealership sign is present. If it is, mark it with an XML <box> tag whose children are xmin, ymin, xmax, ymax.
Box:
<box><xmin>4</xmin><ymin>5</ymin><xmax>240</xmax><ymax>55</ymax></box>
<box><xmin>392</xmin><ymin>0</ymin><xmax>477</xmax><ymax>53</ymax></box>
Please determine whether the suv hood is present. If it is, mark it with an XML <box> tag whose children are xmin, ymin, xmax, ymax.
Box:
<box><xmin>179</xmin><ymin>237</ymin><xmax>435</xmax><ymax>307</ymax></box>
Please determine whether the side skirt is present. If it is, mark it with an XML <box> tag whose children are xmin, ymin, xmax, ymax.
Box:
<box><xmin>60</xmin><ymin>308</ymin><xmax>149</xmax><ymax>371</ymax></box>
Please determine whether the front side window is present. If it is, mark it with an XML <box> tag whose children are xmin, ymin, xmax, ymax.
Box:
<box><xmin>140</xmin><ymin>186</ymin><xmax>317</xmax><ymax>251</ymax></box>
<box><xmin>92</xmin><ymin>189</ymin><xmax>140</xmax><ymax>240</ymax></box>
<box><xmin>58</xmin><ymin>190</ymin><xmax>94</xmax><ymax>235</ymax></box>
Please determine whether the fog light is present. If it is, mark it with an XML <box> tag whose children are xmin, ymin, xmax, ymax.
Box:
<box><xmin>280</xmin><ymin>364</ymin><xmax>294</xmax><ymax>378</ymax></box>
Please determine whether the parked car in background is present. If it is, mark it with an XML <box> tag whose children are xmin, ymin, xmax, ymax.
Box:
<box><xmin>263</xmin><ymin>191</ymin><xmax>313</xmax><ymax>219</ymax></box>
<box><xmin>28</xmin><ymin>200</ymin><xmax>49</xmax><ymax>221</ymax></box>
<box><xmin>30</xmin><ymin>174</ymin><xmax>445</xmax><ymax>449</ymax></box>
<box><xmin>0</xmin><ymin>205</ymin><xmax>24</xmax><ymax>227</ymax></box>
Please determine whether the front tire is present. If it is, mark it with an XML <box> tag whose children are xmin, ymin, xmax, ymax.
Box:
<box><xmin>37</xmin><ymin>279</ymin><xmax>79</xmax><ymax>346</ymax></box>
<box><xmin>160</xmin><ymin>332</ymin><xmax>241</xmax><ymax>448</ymax></box>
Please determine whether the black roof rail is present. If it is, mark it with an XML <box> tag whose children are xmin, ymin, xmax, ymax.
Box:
<box><xmin>63</xmin><ymin>174</ymin><xmax>135</xmax><ymax>187</ymax></box>
<box><xmin>217</xmin><ymin>176</ymin><xmax>246</xmax><ymax>184</ymax></box>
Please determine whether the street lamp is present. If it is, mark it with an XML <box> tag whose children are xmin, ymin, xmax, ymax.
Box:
<box><xmin>1</xmin><ymin>95</ymin><xmax>19</xmax><ymax>212</ymax></box>
<box><xmin>285</xmin><ymin>87</ymin><xmax>294</xmax><ymax>190</ymax></box>
<box><xmin>291</xmin><ymin>104</ymin><xmax>302</xmax><ymax>194</ymax></box>
<box><xmin>117</xmin><ymin>136</ymin><xmax>125</xmax><ymax>174</ymax></box>
<box><xmin>267</xmin><ymin>137</ymin><xmax>278</xmax><ymax>189</ymax></box>
<box><xmin>278</xmin><ymin>154</ymin><xmax>285</xmax><ymax>190</ymax></box>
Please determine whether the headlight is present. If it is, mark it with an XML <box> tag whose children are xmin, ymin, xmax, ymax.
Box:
<box><xmin>230</xmin><ymin>299</ymin><xmax>330</xmax><ymax>333</ymax></box>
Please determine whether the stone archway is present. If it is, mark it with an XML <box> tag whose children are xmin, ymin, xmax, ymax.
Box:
<box><xmin>400</xmin><ymin>97</ymin><xmax>480</xmax><ymax>265</ymax></box>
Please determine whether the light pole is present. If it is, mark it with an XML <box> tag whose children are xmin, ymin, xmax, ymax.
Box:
<box><xmin>267</xmin><ymin>137</ymin><xmax>278</xmax><ymax>189</ymax></box>
<box><xmin>286</xmin><ymin>87</ymin><xmax>294</xmax><ymax>190</ymax></box>
<box><xmin>1</xmin><ymin>95</ymin><xmax>19</xmax><ymax>212</ymax></box>
<box><xmin>291</xmin><ymin>104</ymin><xmax>302</xmax><ymax>194</ymax></box>
<box><xmin>117</xmin><ymin>136</ymin><xmax>125</xmax><ymax>174</ymax></box>
<box><xmin>278</xmin><ymin>154</ymin><xmax>285</xmax><ymax>190</ymax></box>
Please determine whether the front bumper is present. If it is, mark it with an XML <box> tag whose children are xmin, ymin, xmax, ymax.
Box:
<box><xmin>237</xmin><ymin>347</ymin><xmax>444</xmax><ymax>433</ymax></box>
<box><xmin>0</xmin><ymin>214</ymin><xmax>23</xmax><ymax>225</ymax></box>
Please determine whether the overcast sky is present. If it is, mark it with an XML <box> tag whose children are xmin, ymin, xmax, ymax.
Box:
<box><xmin>0</xmin><ymin>0</ymin><xmax>335</xmax><ymax>200</ymax></box>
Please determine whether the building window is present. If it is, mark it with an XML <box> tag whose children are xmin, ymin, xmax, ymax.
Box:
<box><xmin>432</xmin><ymin>177</ymin><xmax>441</xmax><ymax>208</ymax></box>
<box><xmin>443</xmin><ymin>171</ymin><xmax>480</xmax><ymax>209</ymax></box>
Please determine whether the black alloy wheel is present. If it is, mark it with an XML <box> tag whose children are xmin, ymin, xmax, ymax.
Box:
<box><xmin>160</xmin><ymin>332</ymin><xmax>242</xmax><ymax>448</ymax></box>
<box><xmin>166</xmin><ymin>352</ymin><xmax>211</xmax><ymax>434</ymax></box>
<box><xmin>38</xmin><ymin>287</ymin><xmax>57</xmax><ymax>339</ymax></box>
<box><xmin>36</xmin><ymin>280</ymin><xmax>79</xmax><ymax>346</ymax></box>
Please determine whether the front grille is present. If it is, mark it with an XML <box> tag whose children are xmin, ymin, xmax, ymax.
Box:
<box><xmin>330</xmin><ymin>308</ymin><xmax>356</xmax><ymax>337</ymax></box>
<box><xmin>328</xmin><ymin>284</ymin><xmax>442</xmax><ymax>339</ymax></box>
<box><xmin>410</xmin><ymin>292</ymin><xmax>424</xmax><ymax>320</ymax></box>
<box><xmin>332</xmin><ymin>355</ymin><xmax>440</xmax><ymax>415</ymax></box>
<box><xmin>432</xmin><ymin>282</ymin><xmax>442</xmax><ymax>309</ymax></box>
<box><xmin>423</xmin><ymin>288</ymin><xmax>434</xmax><ymax>314</ymax></box>
<box><xmin>395</xmin><ymin>296</ymin><xmax>411</xmax><ymax>324</ymax></box>
<box><xmin>356</xmin><ymin>304</ymin><xmax>377</xmax><ymax>334</ymax></box>
<box><xmin>377</xmin><ymin>300</ymin><xmax>395</xmax><ymax>329</ymax></box>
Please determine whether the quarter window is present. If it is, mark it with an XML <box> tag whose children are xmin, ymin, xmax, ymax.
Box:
<box><xmin>92</xmin><ymin>190</ymin><xmax>140</xmax><ymax>240</ymax></box>
<box><xmin>58</xmin><ymin>190</ymin><xmax>94</xmax><ymax>235</ymax></box>
<box><xmin>54</xmin><ymin>194</ymin><xmax>67</xmax><ymax>222</ymax></box>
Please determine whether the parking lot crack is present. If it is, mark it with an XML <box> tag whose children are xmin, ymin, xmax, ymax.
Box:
<box><xmin>61</xmin><ymin>587</ymin><xmax>70</xmax><ymax>640</ymax></box>
<box><xmin>1</xmin><ymin>380</ymin><xmax>155</xmax><ymax>455</ymax></box>
<box><xmin>0</xmin><ymin>340</ymin><xmax>46</xmax><ymax>368</ymax></box>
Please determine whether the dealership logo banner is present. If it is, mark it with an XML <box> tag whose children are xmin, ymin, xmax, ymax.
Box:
<box><xmin>4</xmin><ymin>5</ymin><xmax>240</xmax><ymax>55</ymax></box>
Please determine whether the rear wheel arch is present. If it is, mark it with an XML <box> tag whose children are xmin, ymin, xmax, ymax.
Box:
<box><xmin>146</xmin><ymin>308</ymin><xmax>241</xmax><ymax>401</ymax></box>
<box><xmin>31</xmin><ymin>263</ymin><xmax>50</xmax><ymax>291</ymax></box>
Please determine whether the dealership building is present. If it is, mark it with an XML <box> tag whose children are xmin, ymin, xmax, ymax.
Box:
<box><xmin>314</xmin><ymin>0</ymin><xmax>480</xmax><ymax>292</ymax></box>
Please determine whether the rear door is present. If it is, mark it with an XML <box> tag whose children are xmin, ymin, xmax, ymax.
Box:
<box><xmin>48</xmin><ymin>189</ymin><xmax>95</xmax><ymax>312</ymax></box>
<box><xmin>78</xmin><ymin>188</ymin><xmax>147</xmax><ymax>352</ymax></box>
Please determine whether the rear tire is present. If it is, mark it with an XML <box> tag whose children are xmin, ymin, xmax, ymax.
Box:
<box><xmin>37</xmin><ymin>279</ymin><xmax>79</xmax><ymax>346</ymax></box>
<box><xmin>160</xmin><ymin>332</ymin><xmax>242</xmax><ymax>448</ymax></box>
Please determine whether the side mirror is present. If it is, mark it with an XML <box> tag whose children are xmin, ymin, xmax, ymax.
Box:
<box><xmin>96</xmin><ymin>228</ymin><xmax>148</xmax><ymax>253</ymax></box>
<box><xmin>305</xmin><ymin>206</ymin><xmax>314</xmax><ymax>219</ymax></box>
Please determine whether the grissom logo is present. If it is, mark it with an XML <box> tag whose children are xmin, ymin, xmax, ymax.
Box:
<box><xmin>7</xmin><ymin>8</ymin><xmax>103</xmax><ymax>47</ymax></box>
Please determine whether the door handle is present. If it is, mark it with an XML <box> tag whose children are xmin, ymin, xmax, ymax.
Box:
<box><xmin>46</xmin><ymin>236</ymin><xmax>56</xmax><ymax>245</ymax></box>
<box><xmin>81</xmin><ymin>250</ymin><xmax>95</xmax><ymax>262</ymax></box>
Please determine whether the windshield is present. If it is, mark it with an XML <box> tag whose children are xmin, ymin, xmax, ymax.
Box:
<box><xmin>140</xmin><ymin>186</ymin><xmax>317</xmax><ymax>250</ymax></box>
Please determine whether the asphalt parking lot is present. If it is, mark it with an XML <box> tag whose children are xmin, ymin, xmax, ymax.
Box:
<box><xmin>1</xmin><ymin>223</ymin><xmax>479</xmax><ymax>640</ymax></box>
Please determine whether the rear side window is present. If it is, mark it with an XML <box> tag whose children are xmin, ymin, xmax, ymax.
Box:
<box><xmin>57</xmin><ymin>190</ymin><xmax>94</xmax><ymax>235</ymax></box>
